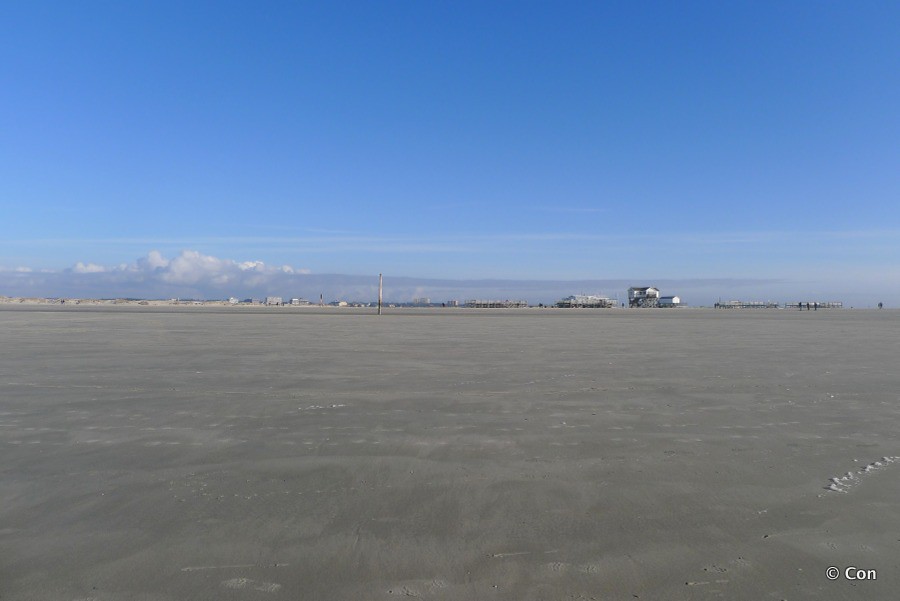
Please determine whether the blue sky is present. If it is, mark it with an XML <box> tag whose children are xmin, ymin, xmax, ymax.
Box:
<box><xmin>1</xmin><ymin>1</ymin><xmax>898</xmax><ymax>303</ymax></box>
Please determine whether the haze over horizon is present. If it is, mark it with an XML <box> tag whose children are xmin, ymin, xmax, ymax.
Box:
<box><xmin>2</xmin><ymin>2</ymin><xmax>898</xmax><ymax>305</ymax></box>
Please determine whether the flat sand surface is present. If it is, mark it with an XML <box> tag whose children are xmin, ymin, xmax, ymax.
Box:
<box><xmin>1</xmin><ymin>306</ymin><xmax>898</xmax><ymax>600</ymax></box>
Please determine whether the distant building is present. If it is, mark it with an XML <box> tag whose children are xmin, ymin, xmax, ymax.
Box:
<box><xmin>628</xmin><ymin>287</ymin><xmax>660</xmax><ymax>308</ymax></box>
<box><xmin>784</xmin><ymin>301</ymin><xmax>843</xmax><ymax>310</ymax></box>
<box><xmin>445</xmin><ymin>300</ymin><xmax>460</xmax><ymax>307</ymax></box>
<box><xmin>290</xmin><ymin>298</ymin><xmax>312</xmax><ymax>306</ymax></box>
<box><xmin>265</xmin><ymin>296</ymin><xmax>283</xmax><ymax>306</ymax></box>
<box><xmin>556</xmin><ymin>294</ymin><xmax>616</xmax><ymax>308</ymax></box>
<box><xmin>658</xmin><ymin>295</ymin><xmax>682</xmax><ymax>308</ymax></box>
<box><xmin>465</xmin><ymin>299</ymin><xmax>528</xmax><ymax>308</ymax></box>
<box><xmin>412</xmin><ymin>297</ymin><xmax>431</xmax><ymax>306</ymax></box>
<box><xmin>715</xmin><ymin>300</ymin><xmax>778</xmax><ymax>309</ymax></box>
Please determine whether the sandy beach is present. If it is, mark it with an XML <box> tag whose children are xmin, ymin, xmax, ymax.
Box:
<box><xmin>1</xmin><ymin>305</ymin><xmax>897</xmax><ymax>600</ymax></box>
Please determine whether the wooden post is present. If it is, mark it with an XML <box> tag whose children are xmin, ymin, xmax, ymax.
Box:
<box><xmin>378</xmin><ymin>273</ymin><xmax>383</xmax><ymax>315</ymax></box>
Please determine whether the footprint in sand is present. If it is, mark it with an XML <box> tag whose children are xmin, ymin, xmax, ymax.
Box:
<box><xmin>388</xmin><ymin>585</ymin><xmax>421</xmax><ymax>597</ymax></box>
<box><xmin>576</xmin><ymin>563</ymin><xmax>601</xmax><ymax>574</ymax></box>
<box><xmin>387</xmin><ymin>579</ymin><xmax>448</xmax><ymax>597</ymax></box>
<box><xmin>825</xmin><ymin>456</ymin><xmax>900</xmax><ymax>493</ymax></box>
<box><xmin>222</xmin><ymin>578</ymin><xmax>282</xmax><ymax>592</ymax></box>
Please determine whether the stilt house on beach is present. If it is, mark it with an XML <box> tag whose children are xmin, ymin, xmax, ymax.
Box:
<box><xmin>628</xmin><ymin>287</ymin><xmax>660</xmax><ymax>308</ymax></box>
<box><xmin>556</xmin><ymin>294</ymin><xmax>616</xmax><ymax>308</ymax></box>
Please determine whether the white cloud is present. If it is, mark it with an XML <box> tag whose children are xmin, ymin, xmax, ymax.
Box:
<box><xmin>121</xmin><ymin>250</ymin><xmax>311</xmax><ymax>286</ymax></box>
<box><xmin>137</xmin><ymin>250</ymin><xmax>169</xmax><ymax>270</ymax></box>
<box><xmin>1</xmin><ymin>250</ymin><xmax>315</xmax><ymax>299</ymax></box>
<box><xmin>73</xmin><ymin>262</ymin><xmax>106</xmax><ymax>273</ymax></box>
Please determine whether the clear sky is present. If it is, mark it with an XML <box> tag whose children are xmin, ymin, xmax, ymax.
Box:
<box><xmin>1</xmin><ymin>1</ymin><xmax>898</xmax><ymax>303</ymax></box>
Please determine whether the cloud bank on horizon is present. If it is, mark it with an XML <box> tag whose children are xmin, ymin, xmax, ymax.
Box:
<box><xmin>72</xmin><ymin>250</ymin><xmax>309</xmax><ymax>282</ymax></box>
<box><xmin>3</xmin><ymin>250</ymin><xmax>310</xmax><ymax>300</ymax></box>
<box><xmin>0</xmin><ymin>249</ymin><xmax>893</xmax><ymax>307</ymax></box>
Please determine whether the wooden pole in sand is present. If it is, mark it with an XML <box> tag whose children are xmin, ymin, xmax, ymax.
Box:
<box><xmin>378</xmin><ymin>273</ymin><xmax>383</xmax><ymax>315</ymax></box>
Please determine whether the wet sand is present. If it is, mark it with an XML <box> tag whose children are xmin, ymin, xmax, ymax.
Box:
<box><xmin>1</xmin><ymin>306</ymin><xmax>898</xmax><ymax>600</ymax></box>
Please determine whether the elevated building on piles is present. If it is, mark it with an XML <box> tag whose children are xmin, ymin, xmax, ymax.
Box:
<box><xmin>628</xmin><ymin>286</ymin><xmax>660</xmax><ymax>308</ymax></box>
<box><xmin>556</xmin><ymin>294</ymin><xmax>616</xmax><ymax>308</ymax></box>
